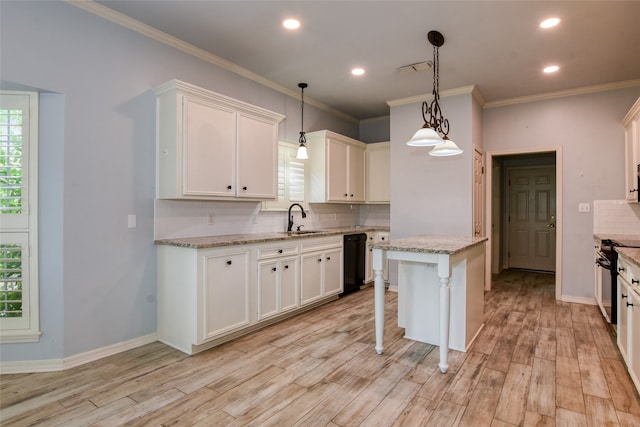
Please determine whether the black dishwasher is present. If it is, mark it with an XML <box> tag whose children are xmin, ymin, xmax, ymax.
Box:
<box><xmin>342</xmin><ymin>233</ymin><xmax>367</xmax><ymax>295</ymax></box>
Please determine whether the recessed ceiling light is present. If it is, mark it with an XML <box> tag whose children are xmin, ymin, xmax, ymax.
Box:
<box><xmin>283</xmin><ymin>18</ymin><xmax>300</xmax><ymax>30</ymax></box>
<box><xmin>540</xmin><ymin>17</ymin><xmax>561</xmax><ymax>29</ymax></box>
<box><xmin>543</xmin><ymin>65</ymin><xmax>559</xmax><ymax>73</ymax></box>
<box><xmin>351</xmin><ymin>68</ymin><xmax>365</xmax><ymax>76</ymax></box>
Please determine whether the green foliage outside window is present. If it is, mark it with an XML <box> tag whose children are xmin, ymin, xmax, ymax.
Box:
<box><xmin>0</xmin><ymin>244</ymin><xmax>22</xmax><ymax>318</ymax></box>
<box><xmin>0</xmin><ymin>108</ymin><xmax>23</xmax><ymax>214</ymax></box>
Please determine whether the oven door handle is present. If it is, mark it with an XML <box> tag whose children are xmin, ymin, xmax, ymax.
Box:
<box><xmin>596</xmin><ymin>257</ymin><xmax>611</xmax><ymax>270</ymax></box>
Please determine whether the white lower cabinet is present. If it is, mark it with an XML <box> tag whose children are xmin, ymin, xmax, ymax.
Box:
<box><xmin>300</xmin><ymin>237</ymin><xmax>343</xmax><ymax>305</ymax></box>
<box><xmin>256</xmin><ymin>241</ymin><xmax>300</xmax><ymax>321</ymax></box>
<box><xmin>616</xmin><ymin>252</ymin><xmax>640</xmax><ymax>393</ymax></box>
<box><xmin>203</xmin><ymin>250</ymin><xmax>251</xmax><ymax>341</ymax></box>
<box><xmin>158</xmin><ymin>235</ymin><xmax>343</xmax><ymax>354</ymax></box>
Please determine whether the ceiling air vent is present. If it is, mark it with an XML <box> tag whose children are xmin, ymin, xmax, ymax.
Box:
<box><xmin>397</xmin><ymin>60</ymin><xmax>433</xmax><ymax>73</ymax></box>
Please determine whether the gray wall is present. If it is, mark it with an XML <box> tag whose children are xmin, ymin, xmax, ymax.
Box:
<box><xmin>483</xmin><ymin>88</ymin><xmax>640</xmax><ymax>298</ymax></box>
<box><xmin>390</xmin><ymin>92</ymin><xmax>476</xmax><ymax>239</ymax></box>
<box><xmin>0</xmin><ymin>1</ymin><xmax>355</xmax><ymax>362</ymax></box>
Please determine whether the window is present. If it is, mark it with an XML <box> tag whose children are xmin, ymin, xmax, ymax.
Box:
<box><xmin>262</xmin><ymin>141</ymin><xmax>307</xmax><ymax>211</ymax></box>
<box><xmin>0</xmin><ymin>91</ymin><xmax>39</xmax><ymax>343</ymax></box>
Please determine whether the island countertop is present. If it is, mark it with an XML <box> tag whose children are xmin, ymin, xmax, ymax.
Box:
<box><xmin>370</xmin><ymin>235</ymin><xmax>487</xmax><ymax>255</ymax></box>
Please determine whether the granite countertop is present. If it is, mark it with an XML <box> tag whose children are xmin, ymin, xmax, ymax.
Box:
<box><xmin>616</xmin><ymin>247</ymin><xmax>640</xmax><ymax>268</ymax></box>
<box><xmin>370</xmin><ymin>235</ymin><xmax>488</xmax><ymax>255</ymax></box>
<box><xmin>155</xmin><ymin>226</ymin><xmax>390</xmax><ymax>249</ymax></box>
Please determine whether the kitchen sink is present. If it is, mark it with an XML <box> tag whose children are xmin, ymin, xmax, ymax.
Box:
<box><xmin>281</xmin><ymin>230</ymin><xmax>327</xmax><ymax>236</ymax></box>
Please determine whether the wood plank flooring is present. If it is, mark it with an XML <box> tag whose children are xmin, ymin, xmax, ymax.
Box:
<box><xmin>2</xmin><ymin>270</ymin><xmax>640</xmax><ymax>426</ymax></box>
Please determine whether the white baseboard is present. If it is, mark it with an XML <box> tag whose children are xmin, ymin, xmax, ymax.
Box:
<box><xmin>0</xmin><ymin>333</ymin><xmax>158</xmax><ymax>374</ymax></box>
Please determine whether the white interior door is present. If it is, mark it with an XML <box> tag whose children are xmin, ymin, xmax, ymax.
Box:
<box><xmin>507</xmin><ymin>166</ymin><xmax>556</xmax><ymax>272</ymax></box>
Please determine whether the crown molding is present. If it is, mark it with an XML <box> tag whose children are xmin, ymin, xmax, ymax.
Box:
<box><xmin>66</xmin><ymin>0</ymin><xmax>357</xmax><ymax>123</ymax></box>
<box><xmin>484</xmin><ymin>79</ymin><xmax>640</xmax><ymax>109</ymax></box>
<box><xmin>386</xmin><ymin>85</ymin><xmax>477</xmax><ymax>108</ymax></box>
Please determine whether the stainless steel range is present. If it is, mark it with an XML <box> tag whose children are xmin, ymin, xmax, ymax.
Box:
<box><xmin>595</xmin><ymin>236</ymin><xmax>640</xmax><ymax>324</ymax></box>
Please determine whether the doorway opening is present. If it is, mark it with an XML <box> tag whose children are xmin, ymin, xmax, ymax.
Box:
<box><xmin>485</xmin><ymin>148</ymin><xmax>562</xmax><ymax>299</ymax></box>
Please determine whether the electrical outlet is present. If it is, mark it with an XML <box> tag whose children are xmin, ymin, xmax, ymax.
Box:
<box><xmin>208</xmin><ymin>212</ymin><xmax>215</xmax><ymax>225</ymax></box>
<box><xmin>578</xmin><ymin>203</ymin><xmax>590</xmax><ymax>213</ymax></box>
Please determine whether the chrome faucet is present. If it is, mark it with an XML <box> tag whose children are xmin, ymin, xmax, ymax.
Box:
<box><xmin>287</xmin><ymin>203</ymin><xmax>307</xmax><ymax>232</ymax></box>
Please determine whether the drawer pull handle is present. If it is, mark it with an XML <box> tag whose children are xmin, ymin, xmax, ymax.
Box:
<box><xmin>619</xmin><ymin>266</ymin><xmax>626</xmax><ymax>272</ymax></box>
<box><xmin>226</xmin><ymin>260</ymin><xmax>232</xmax><ymax>266</ymax></box>
<box><xmin>627</xmin><ymin>302</ymin><xmax>634</xmax><ymax>307</ymax></box>
<box><xmin>622</xmin><ymin>293</ymin><xmax>628</xmax><ymax>299</ymax></box>
<box><xmin>633</xmin><ymin>279</ymin><xmax>639</xmax><ymax>285</ymax></box>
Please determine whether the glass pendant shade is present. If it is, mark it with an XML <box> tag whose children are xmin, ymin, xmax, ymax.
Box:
<box><xmin>406</xmin><ymin>124</ymin><xmax>444</xmax><ymax>147</ymax></box>
<box><xmin>296</xmin><ymin>143</ymin><xmax>308</xmax><ymax>160</ymax></box>
<box><xmin>428</xmin><ymin>138</ymin><xmax>463</xmax><ymax>157</ymax></box>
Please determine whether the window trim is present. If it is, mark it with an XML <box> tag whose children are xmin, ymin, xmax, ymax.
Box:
<box><xmin>0</xmin><ymin>91</ymin><xmax>40</xmax><ymax>343</ymax></box>
<box><xmin>261</xmin><ymin>141</ymin><xmax>308</xmax><ymax>211</ymax></box>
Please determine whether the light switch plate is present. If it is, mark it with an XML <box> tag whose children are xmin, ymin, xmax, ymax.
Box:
<box><xmin>578</xmin><ymin>203</ymin><xmax>590</xmax><ymax>213</ymax></box>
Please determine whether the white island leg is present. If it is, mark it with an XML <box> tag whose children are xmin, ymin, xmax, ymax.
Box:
<box><xmin>373</xmin><ymin>248</ymin><xmax>385</xmax><ymax>354</ymax></box>
<box><xmin>437</xmin><ymin>254</ymin><xmax>451</xmax><ymax>373</ymax></box>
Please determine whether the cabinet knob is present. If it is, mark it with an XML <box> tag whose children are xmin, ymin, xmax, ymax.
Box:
<box><xmin>284</xmin><ymin>265</ymin><xmax>289</xmax><ymax>269</ymax></box>
<box><xmin>243</xmin><ymin>186</ymin><xmax>247</xmax><ymax>191</ymax></box>
<box><xmin>327</xmin><ymin>256</ymin><xmax>331</xmax><ymax>261</ymax></box>
<box><xmin>350</xmin><ymin>194</ymin><xmax>354</xmax><ymax>198</ymax></box>
<box><xmin>272</xmin><ymin>267</ymin><xmax>277</xmax><ymax>272</ymax></box>
<box><xmin>318</xmin><ymin>258</ymin><xmax>322</xmax><ymax>262</ymax></box>
<box><xmin>633</xmin><ymin>279</ymin><xmax>639</xmax><ymax>285</ymax></box>
<box><xmin>344</xmin><ymin>193</ymin><xmax>348</xmax><ymax>197</ymax></box>
<box><xmin>226</xmin><ymin>260</ymin><xmax>232</xmax><ymax>266</ymax></box>
<box><xmin>278</xmin><ymin>249</ymin><xmax>283</xmax><ymax>254</ymax></box>
<box><xmin>227</xmin><ymin>185</ymin><xmax>232</xmax><ymax>190</ymax></box>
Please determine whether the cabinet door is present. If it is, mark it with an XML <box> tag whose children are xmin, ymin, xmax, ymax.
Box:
<box><xmin>324</xmin><ymin>247</ymin><xmax>344</xmax><ymax>296</ymax></box>
<box><xmin>631</xmin><ymin>289</ymin><xmax>640</xmax><ymax>389</ymax></box>
<box><xmin>349</xmin><ymin>144</ymin><xmax>366</xmax><ymax>202</ymax></box>
<box><xmin>366</xmin><ymin>143</ymin><xmax>390</xmax><ymax>203</ymax></box>
<box><xmin>301</xmin><ymin>252</ymin><xmax>323</xmax><ymax>305</ymax></box>
<box><xmin>326</xmin><ymin>138</ymin><xmax>349</xmax><ymax>202</ymax></box>
<box><xmin>365</xmin><ymin>233</ymin><xmax>375</xmax><ymax>283</ymax></box>
<box><xmin>619</xmin><ymin>279</ymin><xmax>630</xmax><ymax>364</ymax></box>
<box><xmin>237</xmin><ymin>113</ymin><xmax>278</xmax><ymax>199</ymax></box>
<box><xmin>280</xmin><ymin>257</ymin><xmax>299</xmax><ymax>313</ymax></box>
<box><xmin>202</xmin><ymin>251</ymin><xmax>250</xmax><ymax>341</ymax></box>
<box><xmin>257</xmin><ymin>260</ymin><xmax>279</xmax><ymax>321</ymax></box>
<box><xmin>183</xmin><ymin>98</ymin><xmax>235</xmax><ymax>197</ymax></box>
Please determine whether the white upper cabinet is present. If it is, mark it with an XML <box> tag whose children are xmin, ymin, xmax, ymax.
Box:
<box><xmin>307</xmin><ymin>130</ymin><xmax>367</xmax><ymax>203</ymax></box>
<box><xmin>365</xmin><ymin>141</ymin><xmax>390</xmax><ymax>204</ymax></box>
<box><xmin>154</xmin><ymin>80</ymin><xmax>284</xmax><ymax>200</ymax></box>
<box><xmin>623</xmin><ymin>97</ymin><xmax>640</xmax><ymax>202</ymax></box>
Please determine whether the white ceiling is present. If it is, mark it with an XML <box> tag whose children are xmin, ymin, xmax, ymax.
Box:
<box><xmin>96</xmin><ymin>1</ymin><xmax>640</xmax><ymax>120</ymax></box>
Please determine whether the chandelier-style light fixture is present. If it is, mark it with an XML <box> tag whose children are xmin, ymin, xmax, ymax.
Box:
<box><xmin>296</xmin><ymin>82</ymin><xmax>309</xmax><ymax>160</ymax></box>
<box><xmin>406</xmin><ymin>31</ymin><xmax>463</xmax><ymax>157</ymax></box>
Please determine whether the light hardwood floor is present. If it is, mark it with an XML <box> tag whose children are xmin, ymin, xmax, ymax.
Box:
<box><xmin>2</xmin><ymin>270</ymin><xmax>640</xmax><ymax>426</ymax></box>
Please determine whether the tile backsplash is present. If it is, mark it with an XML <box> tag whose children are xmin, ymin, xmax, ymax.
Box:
<box><xmin>154</xmin><ymin>200</ymin><xmax>390</xmax><ymax>239</ymax></box>
<box><xmin>593</xmin><ymin>200</ymin><xmax>640</xmax><ymax>234</ymax></box>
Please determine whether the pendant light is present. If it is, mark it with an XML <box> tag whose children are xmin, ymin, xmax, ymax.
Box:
<box><xmin>406</xmin><ymin>31</ymin><xmax>463</xmax><ymax>156</ymax></box>
<box><xmin>296</xmin><ymin>83</ymin><xmax>309</xmax><ymax>160</ymax></box>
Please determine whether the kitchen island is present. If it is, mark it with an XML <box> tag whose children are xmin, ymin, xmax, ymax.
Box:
<box><xmin>371</xmin><ymin>235</ymin><xmax>487</xmax><ymax>373</ymax></box>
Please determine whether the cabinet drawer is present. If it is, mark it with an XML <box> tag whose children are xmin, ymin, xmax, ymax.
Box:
<box><xmin>257</xmin><ymin>243</ymin><xmax>299</xmax><ymax>259</ymax></box>
<box><xmin>300</xmin><ymin>236</ymin><xmax>343</xmax><ymax>253</ymax></box>
<box><xmin>619</xmin><ymin>255</ymin><xmax>640</xmax><ymax>291</ymax></box>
